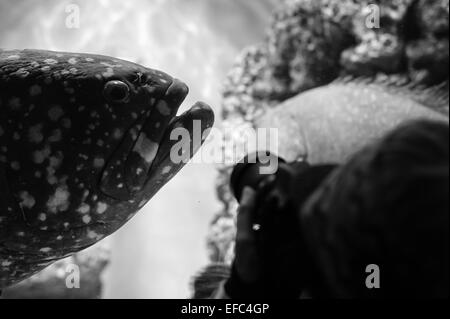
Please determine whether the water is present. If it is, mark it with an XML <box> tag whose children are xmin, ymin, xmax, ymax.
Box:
<box><xmin>0</xmin><ymin>0</ymin><xmax>277</xmax><ymax>298</ymax></box>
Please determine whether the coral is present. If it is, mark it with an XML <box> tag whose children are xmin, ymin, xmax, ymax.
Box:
<box><xmin>406</xmin><ymin>0</ymin><xmax>449</xmax><ymax>84</ymax></box>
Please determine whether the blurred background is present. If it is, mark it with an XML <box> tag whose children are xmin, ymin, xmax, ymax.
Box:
<box><xmin>0</xmin><ymin>0</ymin><xmax>278</xmax><ymax>298</ymax></box>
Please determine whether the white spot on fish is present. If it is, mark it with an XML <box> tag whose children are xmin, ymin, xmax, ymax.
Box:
<box><xmin>77</xmin><ymin>204</ymin><xmax>90</xmax><ymax>214</ymax></box>
<box><xmin>48</xmin><ymin>106</ymin><xmax>64</xmax><ymax>122</ymax></box>
<box><xmin>44</xmin><ymin>59</ymin><xmax>58</xmax><ymax>65</ymax></box>
<box><xmin>162</xmin><ymin>166</ymin><xmax>171</xmax><ymax>175</ymax></box>
<box><xmin>29</xmin><ymin>124</ymin><xmax>44</xmax><ymax>143</ymax></box>
<box><xmin>100</xmin><ymin>62</ymin><xmax>122</xmax><ymax>68</ymax></box>
<box><xmin>6</xmin><ymin>55</ymin><xmax>20</xmax><ymax>60</ymax></box>
<box><xmin>93</xmin><ymin>157</ymin><xmax>105</xmax><ymax>168</ymax></box>
<box><xmin>13</xmin><ymin>68</ymin><xmax>30</xmax><ymax>78</ymax></box>
<box><xmin>11</xmin><ymin>162</ymin><xmax>20</xmax><ymax>170</ymax></box>
<box><xmin>87</xmin><ymin>230</ymin><xmax>99</xmax><ymax>239</ymax></box>
<box><xmin>47</xmin><ymin>185</ymin><xmax>70</xmax><ymax>213</ymax></box>
<box><xmin>102</xmin><ymin>67</ymin><xmax>114</xmax><ymax>78</ymax></box>
<box><xmin>33</xmin><ymin>146</ymin><xmax>51</xmax><ymax>164</ymax></box>
<box><xmin>46</xmin><ymin>154</ymin><xmax>63</xmax><ymax>185</ymax></box>
<box><xmin>48</xmin><ymin>129</ymin><xmax>62</xmax><ymax>143</ymax></box>
<box><xmin>29</xmin><ymin>85</ymin><xmax>42</xmax><ymax>96</ymax></box>
<box><xmin>133</xmin><ymin>133</ymin><xmax>159</xmax><ymax>164</ymax></box>
<box><xmin>8</xmin><ymin>97</ymin><xmax>21</xmax><ymax>110</ymax></box>
<box><xmin>113</xmin><ymin>129</ymin><xmax>123</xmax><ymax>140</ymax></box>
<box><xmin>82</xmin><ymin>190</ymin><xmax>90</xmax><ymax>201</ymax></box>
<box><xmin>156</xmin><ymin>100</ymin><xmax>171</xmax><ymax>116</ymax></box>
<box><xmin>96</xmin><ymin>202</ymin><xmax>108</xmax><ymax>214</ymax></box>
<box><xmin>19</xmin><ymin>191</ymin><xmax>36</xmax><ymax>209</ymax></box>
<box><xmin>82</xmin><ymin>215</ymin><xmax>92</xmax><ymax>224</ymax></box>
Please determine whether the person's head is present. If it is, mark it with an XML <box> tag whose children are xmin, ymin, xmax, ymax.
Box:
<box><xmin>300</xmin><ymin>119</ymin><xmax>449</xmax><ymax>298</ymax></box>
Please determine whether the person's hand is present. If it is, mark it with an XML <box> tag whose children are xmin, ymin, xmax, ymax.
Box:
<box><xmin>234</xmin><ymin>187</ymin><xmax>262</xmax><ymax>284</ymax></box>
<box><xmin>224</xmin><ymin>186</ymin><xmax>267</xmax><ymax>298</ymax></box>
<box><xmin>225</xmin><ymin>173</ymin><xmax>280</xmax><ymax>298</ymax></box>
<box><xmin>226</xmin><ymin>175</ymin><xmax>307</xmax><ymax>299</ymax></box>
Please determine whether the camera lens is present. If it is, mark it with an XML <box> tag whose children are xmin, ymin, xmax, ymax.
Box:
<box><xmin>230</xmin><ymin>152</ymin><xmax>285</xmax><ymax>202</ymax></box>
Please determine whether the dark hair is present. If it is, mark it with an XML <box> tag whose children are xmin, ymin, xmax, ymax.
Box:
<box><xmin>301</xmin><ymin>119</ymin><xmax>449</xmax><ymax>298</ymax></box>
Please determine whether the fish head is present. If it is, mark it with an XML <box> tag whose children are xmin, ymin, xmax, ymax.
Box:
<box><xmin>80</xmin><ymin>60</ymin><xmax>211</xmax><ymax>201</ymax></box>
<box><xmin>60</xmin><ymin>55</ymin><xmax>216</xmax><ymax>226</ymax></box>
<box><xmin>1</xmin><ymin>50</ymin><xmax>214</xmax><ymax>252</ymax></box>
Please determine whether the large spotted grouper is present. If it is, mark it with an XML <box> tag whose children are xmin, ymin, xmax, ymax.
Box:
<box><xmin>258</xmin><ymin>78</ymin><xmax>449</xmax><ymax>165</ymax></box>
<box><xmin>0</xmin><ymin>49</ymin><xmax>214</xmax><ymax>288</ymax></box>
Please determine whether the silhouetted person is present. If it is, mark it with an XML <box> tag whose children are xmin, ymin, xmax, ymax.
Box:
<box><xmin>193</xmin><ymin>119</ymin><xmax>449</xmax><ymax>299</ymax></box>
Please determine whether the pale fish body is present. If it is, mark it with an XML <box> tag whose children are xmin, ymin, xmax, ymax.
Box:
<box><xmin>0</xmin><ymin>49</ymin><xmax>214</xmax><ymax>288</ymax></box>
<box><xmin>258</xmin><ymin>79</ymin><xmax>449</xmax><ymax>164</ymax></box>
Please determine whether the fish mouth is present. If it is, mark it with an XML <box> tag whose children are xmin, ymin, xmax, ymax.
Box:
<box><xmin>100</xmin><ymin>79</ymin><xmax>214</xmax><ymax>201</ymax></box>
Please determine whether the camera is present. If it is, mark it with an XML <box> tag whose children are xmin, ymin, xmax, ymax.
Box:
<box><xmin>230</xmin><ymin>151</ymin><xmax>337</xmax><ymax>237</ymax></box>
<box><xmin>229</xmin><ymin>152</ymin><xmax>337</xmax><ymax>298</ymax></box>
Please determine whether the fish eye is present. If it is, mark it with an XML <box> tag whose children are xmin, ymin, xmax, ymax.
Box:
<box><xmin>104</xmin><ymin>80</ymin><xmax>130</xmax><ymax>103</ymax></box>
